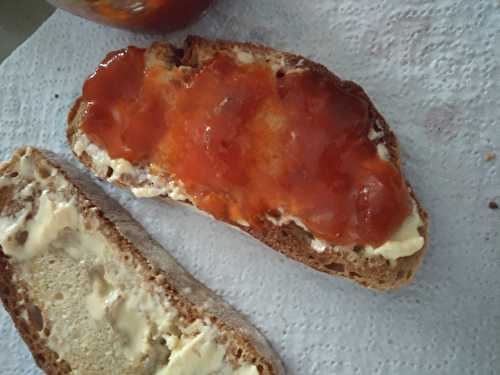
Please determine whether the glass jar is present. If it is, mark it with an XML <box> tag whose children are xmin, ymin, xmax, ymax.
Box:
<box><xmin>47</xmin><ymin>0</ymin><xmax>213</xmax><ymax>32</ymax></box>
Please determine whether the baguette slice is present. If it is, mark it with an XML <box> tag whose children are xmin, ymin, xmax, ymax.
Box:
<box><xmin>0</xmin><ymin>147</ymin><xmax>284</xmax><ymax>375</ymax></box>
<box><xmin>68</xmin><ymin>36</ymin><xmax>429</xmax><ymax>290</ymax></box>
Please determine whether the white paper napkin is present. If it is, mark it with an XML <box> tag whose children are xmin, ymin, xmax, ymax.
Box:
<box><xmin>0</xmin><ymin>1</ymin><xmax>499</xmax><ymax>374</ymax></box>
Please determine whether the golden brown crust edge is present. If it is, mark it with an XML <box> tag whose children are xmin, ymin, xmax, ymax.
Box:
<box><xmin>67</xmin><ymin>36</ymin><xmax>428</xmax><ymax>291</ymax></box>
<box><xmin>0</xmin><ymin>147</ymin><xmax>284</xmax><ymax>375</ymax></box>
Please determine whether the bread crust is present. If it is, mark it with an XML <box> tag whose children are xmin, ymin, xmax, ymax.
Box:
<box><xmin>68</xmin><ymin>36</ymin><xmax>428</xmax><ymax>290</ymax></box>
<box><xmin>0</xmin><ymin>147</ymin><xmax>284</xmax><ymax>375</ymax></box>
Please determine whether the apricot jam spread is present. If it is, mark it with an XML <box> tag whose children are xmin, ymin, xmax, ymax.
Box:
<box><xmin>80</xmin><ymin>47</ymin><xmax>412</xmax><ymax>247</ymax></box>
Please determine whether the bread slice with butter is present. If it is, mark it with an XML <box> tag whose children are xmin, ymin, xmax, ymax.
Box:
<box><xmin>0</xmin><ymin>147</ymin><xmax>284</xmax><ymax>375</ymax></box>
<box><xmin>68</xmin><ymin>36</ymin><xmax>429</xmax><ymax>290</ymax></box>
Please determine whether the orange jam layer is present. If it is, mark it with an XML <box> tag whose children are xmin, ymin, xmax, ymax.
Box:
<box><xmin>80</xmin><ymin>47</ymin><xmax>412</xmax><ymax>246</ymax></box>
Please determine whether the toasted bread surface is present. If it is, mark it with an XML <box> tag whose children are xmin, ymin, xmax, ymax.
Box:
<box><xmin>68</xmin><ymin>36</ymin><xmax>429</xmax><ymax>290</ymax></box>
<box><xmin>0</xmin><ymin>147</ymin><xmax>284</xmax><ymax>375</ymax></box>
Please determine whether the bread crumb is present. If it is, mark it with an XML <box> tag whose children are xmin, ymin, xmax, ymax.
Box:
<box><xmin>485</xmin><ymin>152</ymin><xmax>496</xmax><ymax>161</ymax></box>
<box><xmin>489</xmin><ymin>201</ymin><xmax>498</xmax><ymax>210</ymax></box>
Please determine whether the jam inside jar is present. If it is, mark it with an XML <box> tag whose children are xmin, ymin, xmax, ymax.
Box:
<box><xmin>47</xmin><ymin>0</ymin><xmax>213</xmax><ymax>32</ymax></box>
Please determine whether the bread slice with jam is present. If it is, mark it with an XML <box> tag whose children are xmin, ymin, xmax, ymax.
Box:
<box><xmin>68</xmin><ymin>36</ymin><xmax>429</xmax><ymax>290</ymax></box>
<box><xmin>0</xmin><ymin>147</ymin><xmax>284</xmax><ymax>375</ymax></box>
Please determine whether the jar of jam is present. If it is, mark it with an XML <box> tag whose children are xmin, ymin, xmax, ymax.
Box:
<box><xmin>47</xmin><ymin>0</ymin><xmax>214</xmax><ymax>32</ymax></box>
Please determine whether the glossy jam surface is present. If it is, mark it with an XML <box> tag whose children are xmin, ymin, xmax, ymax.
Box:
<box><xmin>80</xmin><ymin>48</ymin><xmax>412</xmax><ymax>246</ymax></box>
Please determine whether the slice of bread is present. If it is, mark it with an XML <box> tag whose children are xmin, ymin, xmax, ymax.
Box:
<box><xmin>68</xmin><ymin>36</ymin><xmax>429</xmax><ymax>290</ymax></box>
<box><xmin>0</xmin><ymin>147</ymin><xmax>284</xmax><ymax>375</ymax></box>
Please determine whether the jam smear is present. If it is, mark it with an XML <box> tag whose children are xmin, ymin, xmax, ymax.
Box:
<box><xmin>80</xmin><ymin>47</ymin><xmax>412</xmax><ymax>246</ymax></box>
<box><xmin>81</xmin><ymin>47</ymin><xmax>167</xmax><ymax>162</ymax></box>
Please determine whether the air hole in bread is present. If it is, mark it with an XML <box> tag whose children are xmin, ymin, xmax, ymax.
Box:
<box><xmin>15</xmin><ymin>231</ymin><xmax>28</xmax><ymax>245</ymax></box>
<box><xmin>235</xmin><ymin>348</ymin><xmax>242</xmax><ymax>358</ymax></box>
<box><xmin>0</xmin><ymin>186</ymin><xmax>15</xmax><ymax>212</ymax></box>
<box><xmin>353</xmin><ymin>245</ymin><xmax>363</xmax><ymax>253</ymax></box>
<box><xmin>172</xmin><ymin>47</ymin><xmax>184</xmax><ymax>67</ymax></box>
<box><xmin>53</xmin><ymin>292</ymin><xmax>64</xmax><ymax>301</ymax></box>
<box><xmin>8</xmin><ymin>172</ymin><xmax>18</xmax><ymax>178</ymax></box>
<box><xmin>37</xmin><ymin>167</ymin><xmax>50</xmax><ymax>179</ymax></box>
<box><xmin>349</xmin><ymin>271</ymin><xmax>361</xmax><ymax>278</ymax></box>
<box><xmin>105</xmin><ymin>167</ymin><xmax>114</xmax><ymax>179</ymax></box>
<box><xmin>324</xmin><ymin>262</ymin><xmax>344</xmax><ymax>273</ymax></box>
<box><xmin>27</xmin><ymin>304</ymin><xmax>44</xmax><ymax>332</ymax></box>
<box><xmin>169</xmin><ymin>324</ymin><xmax>182</xmax><ymax>337</ymax></box>
<box><xmin>396</xmin><ymin>270</ymin><xmax>405</xmax><ymax>279</ymax></box>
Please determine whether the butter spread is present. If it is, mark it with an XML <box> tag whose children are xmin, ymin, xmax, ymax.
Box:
<box><xmin>74</xmin><ymin>134</ymin><xmax>189</xmax><ymax>200</ymax></box>
<box><xmin>368</xmin><ymin>126</ymin><xmax>390</xmax><ymax>163</ymax></box>
<box><xmin>309</xmin><ymin>200</ymin><xmax>424</xmax><ymax>259</ymax></box>
<box><xmin>16</xmin><ymin>192</ymin><xmax>78</xmax><ymax>261</ymax></box>
<box><xmin>265</xmin><ymin>208</ymin><xmax>309</xmax><ymax>232</ymax></box>
<box><xmin>0</xmin><ymin>150</ymin><xmax>259</xmax><ymax>374</ymax></box>
<box><xmin>161</xmin><ymin>320</ymin><xmax>259</xmax><ymax>375</ymax></box>
<box><xmin>368</xmin><ymin>127</ymin><xmax>384</xmax><ymax>141</ymax></box>
<box><xmin>376</xmin><ymin>143</ymin><xmax>390</xmax><ymax>161</ymax></box>
<box><xmin>363</xmin><ymin>202</ymin><xmax>424</xmax><ymax>260</ymax></box>
<box><xmin>233</xmin><ymin>48</ymin><xmax>255</xmax><ymax>65</ymax></box>
<box><xmin>74</xmin><ymin>135</ymin><xmax>141</xmax><ymax>182</ymax></box>
<box><xmin>76</xmin><ymin>133</ymin><xmax>424</xmax><ymax>260</ymax></box>
<box><xmin>310</xmin><ymin>238</ymin><xmax>329</xmax><ymax>253</ymax></box>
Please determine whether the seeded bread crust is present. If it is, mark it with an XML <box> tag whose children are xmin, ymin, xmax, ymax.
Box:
<box><xmin>68</xmin><ymin>36</ymin><xmax>429</xmax><ymax>290</ymax></box>
<box><xmin>0</xmin><ymin>147</ymin><xmax>284</xmax><ymax>375</ymax></box>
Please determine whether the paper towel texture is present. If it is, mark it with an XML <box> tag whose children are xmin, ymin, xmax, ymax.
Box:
<box><xmin>0</xmin><ymin>1</ymin><xmax>499</xmax><ymax>374</ymax></box>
